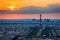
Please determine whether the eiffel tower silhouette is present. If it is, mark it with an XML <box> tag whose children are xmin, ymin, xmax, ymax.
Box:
<box><xmin>11</xmin><ymin>14</ymin><xmax>60</xmax><ymax>40</ymax></box>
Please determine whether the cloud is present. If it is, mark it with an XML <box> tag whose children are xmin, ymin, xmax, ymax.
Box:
<box><xmin>47</xmin><ymin>4</ymin><xmax>60</xmax><ymax>13</ymax></box>
<box><xmin>16</xmin><ymin>6</ymin><xmax>46</xmax><ymax>13</ymax></box>
<box><xmin>14</xmin><ymin>4</ymin><xmax>60</xmax><ymax>13</ymax></box>
<box><xmin>0</xmin><ymin>4</ymin><xmax>60</xmax><ymax>14</ymax></box>
<box><xmin>0</xmin><ymin>10</ymin><xmax>8</xmax><ymax>13</ymax></box>
<box><xmin>0</xmin><ymin>10</ymin><xmax>12</xmax><ymax>13</ymax></box>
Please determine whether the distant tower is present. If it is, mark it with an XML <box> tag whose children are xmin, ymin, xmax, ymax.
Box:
<box><xmin>40</xmin><ymin>14</ymin><xmax>41</xmax><ymax>25</ymax></box>
<box><xmin>40</xmin><ymin>14</ymin><xmax>42</xmax><ymax>29</ymax></box>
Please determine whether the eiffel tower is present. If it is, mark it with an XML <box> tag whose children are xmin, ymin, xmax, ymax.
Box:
<box><xmin>11</xmin><ymin>14</ymin><xmax>60</xmax><ymax>40</ymax></box>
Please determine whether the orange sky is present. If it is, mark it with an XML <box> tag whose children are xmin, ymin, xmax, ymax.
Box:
<box><xmin>0</xmin><ymin>14</ymin><xmax>60</xmax><ymax>19</ymax></box>
<box><xmin>0</xmin><ymin>0</ymin><xmax>60</xmax><ymax>10</ymax></box>
<box><xmin>0</xmin><ymin>0</ymin><xmax>60</xmax><ymax>19</ymax></box>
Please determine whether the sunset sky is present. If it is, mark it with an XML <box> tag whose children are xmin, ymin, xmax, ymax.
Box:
<box><xmin>0</xmin><ymin>0</ymin><xmax>60</xmax><ymax>10</ymax></box>
<box><xmin>0</xmin><ymin>14</ymin><xmax>60</xmax><ymax>19</ymax></box>
<box><xmin>0</xmin><ymin>0</ymin><xmax>60</xmax><ymax>19</ymax></box>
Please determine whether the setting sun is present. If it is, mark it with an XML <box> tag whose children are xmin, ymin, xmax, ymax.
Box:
<box><xmin>8</xmin><ymin>6</ymin><xmax>15</xmax><ymax>10</ymax></box>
